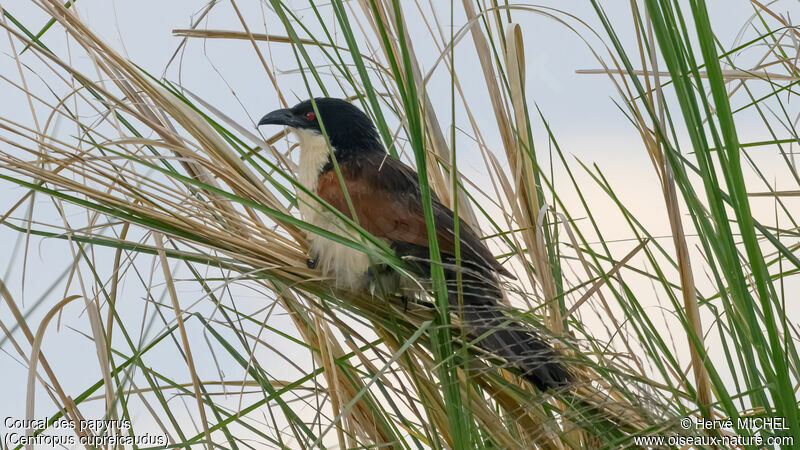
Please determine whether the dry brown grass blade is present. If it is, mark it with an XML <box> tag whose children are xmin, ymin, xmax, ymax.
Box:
<box><xmin>565</xmin><ymin>238</ymin><xmax>650</xmax><ymax>318</ymax></box>
<box><xmin>504</xmin><ymin>23</ymin><xmax>561</xmax><ymax>331</ymax></box>
<box><xmin>228</xmin><ymin>0</ymin><xmax>287</xmax><ymax>108</ymax></box>
<box><xmin>171</xmin><ymin>28</ymin><xmax>393</xmax><ymax>78</ymax></box>
<box><xmin>0</xmin><ymin>279</ymin><xmax>93</xmax><ymax>446</ymax></box>
<box><xmin>575</xmin><ymin>68</ymin><xmax>799</xmax><ymax>81</ymax></box>
<box><xmin>552</xmin><ymin>208</ymin><xmax>647</xmax><ymax>377</ymax></box>
<box><xmin>749</xmin><ymin>190</ymin><xmax>800</xmax><ymax>197</ymax></box>
<box><xmin>314</xmin><ymin>310</ymin><xmax>349</xmax><ymax>448</ymax></box>
<box><xmin>638</xmin><ymin>5</ymin><xmax>713</xmax><ymax>410</ymax></box>
<box><xmin>572</xmin><ymin>382</ymin><xmax>653</xmax><ymax>431</ymax></box>
<box><xmin>155</xmin><ymin>232</ymin><xmax>213</xmax><ymax>450</ymax></box>
<box><xmin>370</xmin><ymin>327</ymin><xmax>453</xmax><ymax>446</ymax></box>
<box><xmin>26</xmin><ymin>295</ymin><xmax>82</xmax><ymax>450</ymax></box>
<box><xmin>470</xmin><ymin>376</ymin><xmax>559</xmax><ymax>449</ymax></box>
<box><xmin>460</xmin><ymin>0</ymin><xmax>515</xmax><ymax>171</ymax></box>
<box><xmin>278</xmin><ymin>289</ymin><xmax>390</xmax><ymax>445</ymax></box>
<box><xmin>105</xmin><ymin>221</ymin><xmax>130</xmax><ymax>352</ymax></box>
<box><xmin>178</xmin><ymin>86</ymin><xmax>298</xmax><ymax>173</ymax></box>
<box><xmin>83</xmin><ymin>379</ymin><xmax>316</xmax><ymax>402</ymax></box>
<box><xmin>750</xmin><ymin>0</ymin><xmax>800</xmax><ymax>40</ymax></box>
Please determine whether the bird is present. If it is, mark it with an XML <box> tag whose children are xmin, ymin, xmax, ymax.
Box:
<box><xmin>258</xmin><ymin>97</ymin><xmax>570</xmax><ymax>391</ymax></box>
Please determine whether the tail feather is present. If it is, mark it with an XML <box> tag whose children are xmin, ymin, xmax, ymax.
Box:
<box><xmin>461</xmin><ymin>303</ymin><xmax>571</xmax><ymax>391</ymax></box>
<box><xmin>449</xmin><ymin>269</ymin><xmax>570</xmax><ymax>390</ymax></box>
<box><xmin>390</xmin><ymin>242</ymin><xmax>570</xmax><ymax>391</ymax></box>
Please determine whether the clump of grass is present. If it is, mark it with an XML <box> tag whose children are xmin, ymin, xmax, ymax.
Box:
<box><xmin>0</xmin><ymin>0</ymin><xmax>798</xmax><ymax>448</ymax></box>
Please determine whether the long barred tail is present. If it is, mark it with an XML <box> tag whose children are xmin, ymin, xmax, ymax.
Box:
<box><xmin>392</xmin><ymin>241</ymin><xmax>571</xmax><ymax>391</ymax></box>
<box><xmin>453</xmin><ymin>272</ymin><xmax>571</xmax><ymax>391</ymax></box>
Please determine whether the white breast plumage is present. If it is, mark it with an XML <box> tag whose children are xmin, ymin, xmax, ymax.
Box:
<box><xmin>293</xmin><ymin>128</ymin><xmax>372</xmax><ymax>290</ymax></box>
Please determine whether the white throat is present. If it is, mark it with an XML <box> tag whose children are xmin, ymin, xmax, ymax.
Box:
<box><xmin>294</xmin><ymin>128</ymin><xmax>330</xmax><ymax>194</ymax></box>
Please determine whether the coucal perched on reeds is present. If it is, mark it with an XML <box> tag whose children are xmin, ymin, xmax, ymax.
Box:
<box><xmin>259</xmin><ymin>97</ymin><xmax>570</xmax><ymax>391</ymax></box>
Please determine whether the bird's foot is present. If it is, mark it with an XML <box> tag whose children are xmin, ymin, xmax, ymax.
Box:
<box><xmin>398</xmin><ymin>295</ymin><xmax>434</xmax><ymax>312</ymax></box>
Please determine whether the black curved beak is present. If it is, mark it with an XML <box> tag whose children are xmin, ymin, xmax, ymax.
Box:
<box><xmin>258</xmin><ymin>108</ymin><xmax>295</xmax><ymax>127</ymax></box>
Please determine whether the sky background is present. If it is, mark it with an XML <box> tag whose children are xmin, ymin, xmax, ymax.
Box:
<box><xmin>1</xmin><ymin>0</ymin><xmax>798</xmax><ymax>445</ymax></box>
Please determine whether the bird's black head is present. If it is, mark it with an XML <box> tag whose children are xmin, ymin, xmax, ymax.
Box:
<box><xmin>258</xmin><ymin>98</ymin><xmax>383</xmax><ymax>157</ymax></box>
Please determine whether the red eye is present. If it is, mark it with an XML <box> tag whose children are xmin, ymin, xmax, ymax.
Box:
<box><xmin>305</xmin><ymin>111</ymin><xmax>316</xmax><ymax>121</ymax></box>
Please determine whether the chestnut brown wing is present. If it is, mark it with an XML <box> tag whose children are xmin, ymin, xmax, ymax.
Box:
<box><xmin>315</xmin><ymin>154</ymin><xmax>513</xmax><ymax>278</ymax></box>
